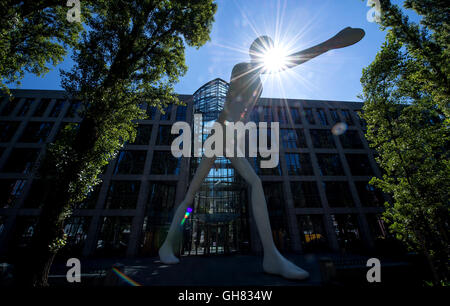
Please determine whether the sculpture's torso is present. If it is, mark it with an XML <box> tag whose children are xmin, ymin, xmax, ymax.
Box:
<box><xmin>218</xmin><ymin>62</ymin><xmax>263</xmax><ymax>124</ymax></box>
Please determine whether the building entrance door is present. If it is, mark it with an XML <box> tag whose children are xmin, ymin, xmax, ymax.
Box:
<box><xmin>180</xmin><ymin>178</ymin><xmax>250</xmax><ymax>256</ymax></box>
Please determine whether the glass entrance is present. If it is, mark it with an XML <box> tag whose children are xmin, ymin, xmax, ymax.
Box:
<box><xmin>181</xmin><ymin>170</ymin><xmax>250</xmax><ymax>255</ymax></box>
<box><xmin>181</xmin><ymin>79</ymin><xmax>250</xmax><ymax>256</ymax></box>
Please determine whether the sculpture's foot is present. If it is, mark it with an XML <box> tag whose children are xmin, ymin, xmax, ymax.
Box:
<box><xmin>158</xmin><ymin>243</ymin><xmax>180</xmax><ymax>264</ymax></box>
<box><xmin>263</xmin><ymin>253</ymin><xmax>309</xmax><ymax>280</ymax></box>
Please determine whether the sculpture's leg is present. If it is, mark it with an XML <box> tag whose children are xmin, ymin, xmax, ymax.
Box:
<box><xmin>228</xmin><ymin>157</ymin><xmax>309</xmax><ymax>280</ymax></box>
<box><xmin>159</xmin><ymin>156</ymin><xmax>216</xmax><ymax>264</ymax></box>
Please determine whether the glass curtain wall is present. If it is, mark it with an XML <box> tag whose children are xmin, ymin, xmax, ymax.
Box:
<box><xmin>182</xmin><ymin>79</ymin><xmax>250</xmax><ymax>256</ymax></box>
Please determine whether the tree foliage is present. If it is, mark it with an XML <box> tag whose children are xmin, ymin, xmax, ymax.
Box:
<box><xmin>19</xmin><ymin>0</ymin><xmax>217</xmax><ymax>286</ymax></box>
<box><xmin>0</xmin><ymin>1</ymin><xmax>94</xmax><ymax>93</ymax></box>
<box><xmin>360</xmin><ymin>0</ymin><xmax>449</xmax><ymax>285</ymax></box>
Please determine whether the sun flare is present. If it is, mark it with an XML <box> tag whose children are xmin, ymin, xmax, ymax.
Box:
<box><xmin>263</xmin><ymin>46</ymin><xmax>289</xmax><ymax>73</ymax></box>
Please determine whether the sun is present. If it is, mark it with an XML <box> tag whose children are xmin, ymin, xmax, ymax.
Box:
<box><xmin>262</xmin><ymin>46</ymin><xmax>289</xmax><ymax>73</ymax></box>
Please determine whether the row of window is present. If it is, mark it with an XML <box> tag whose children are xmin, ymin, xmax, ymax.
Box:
<box><xmin>260</xmin><ymin>128</ymin><xmax>364</xmax><ymax>149</ymax></box>
<box><xmin>0</xmin><ymin>97</ymin><xmax>188</xmax><ymax>122</ymax></box>
<box><xmin>249</xmin><ymin>105</ymin><xmax>363</xmax><ymax>127</ymax></box>
<box><xmin>291</xmin><ymin>181</ymin><xmax>384</xmax><ymax>208</ymax></box>
<box><xmin>0</xmin><ymin>175</ymin><xmax>384</xmax><ymax>211</ymax></box>
<box><xmin>0</xmin><ymin>144</ymin><xmax>374</xmax><ymax>179</ymax></box>
<box><xmin>297</xmin><ymin>213</ymin><xmax>387</xmax><ymax>253</ymax></box>
<box><xmin>0</xmin><ymin>98</ymin><xmax>70</xmax><ymax>118</ymax></box>
<box><xmin>252</xmin><ymin>153</ymin><xmax>374</xmax><ymax>177</ymax></box>
<box><xmin>0</xmin><ymin>179</ymin><xmax>177</xmax><ymax>210</ymax></box>
<box><xmin>3</xmin><ymin>210</ymin><xmax>387</xmax><ymax>257</ymax></box>
<box><xmin>0</xmin><ymin>122</ymin><xmax>181</xmax><ymax>146</ymax></box>
<box><xmin>0</xmin><ymin>148</ymin><xmax>181</xmax><ymax>175</ymax></box>
<box><xmin>0</xmin><ymin>121</ymin><xmax>366</xmax><ymax>156</ymax></box>
<box><xmin>1</xmin><ymin>97</ymin><xmax>365</xmax><ymax>129</ymax></box>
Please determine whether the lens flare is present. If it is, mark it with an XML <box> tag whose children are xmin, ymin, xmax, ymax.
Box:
<box><xmin>181</xmin><ymin>207</ymin><xmax>193</xmax><ymax>225</ymax></box>
<box><xmin>112</xmin><ymin>267</ymin><xmax>142</xmax><ymax>286</ymax></box>
<box><xmin>331</xmin><ymin>122</ymin><xmax>348</xmax><ymax>136</ymax></box>
<box><xmin>263</xmin><ymin>47</ymin><xmax>289</xmax><ymax>73</ymax></box>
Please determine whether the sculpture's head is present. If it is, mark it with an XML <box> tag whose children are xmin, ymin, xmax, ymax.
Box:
<box><xmin>249</xmin><ymin>35</ymin><xmax>274</xmax><ymax>64</ymax></box>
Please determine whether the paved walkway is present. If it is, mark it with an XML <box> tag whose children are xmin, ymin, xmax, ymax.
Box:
<box><xmin>50</xmin><ymin>253</ymin><xmax>322</xmax><ymax>286</ymax></box>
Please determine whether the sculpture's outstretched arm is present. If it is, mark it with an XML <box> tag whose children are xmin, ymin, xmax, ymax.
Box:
<box><xmin>277</xmin><ymin>27</ymin><xmax>365</xmax><ymax>72</ymax></box>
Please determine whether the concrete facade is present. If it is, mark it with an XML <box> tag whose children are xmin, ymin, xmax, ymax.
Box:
<box><xmin>0</xmin><ymin>86</ymin><xmax>387</xmax><ymax>259</ymax></box>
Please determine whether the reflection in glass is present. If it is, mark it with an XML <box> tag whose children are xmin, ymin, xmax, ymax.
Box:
<box><xmin>316</xmin><ymin>154</ymin><xmax>344</xmax><ymax>176</ymax></box>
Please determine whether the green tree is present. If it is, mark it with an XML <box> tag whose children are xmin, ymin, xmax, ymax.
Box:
<box><xmin>0</xmin><ymin>1</ymin><xmax>95</xmax><ymax>93</ymax></box>
<box><xmin>17</xmin><ymin>0</ymin><xmax>217</xmax><ymax>286</ymax></box>
<box><xmin>360</xmin><ymin>0</ymin><xmax>449</xmax><ymax>285</ymax></box>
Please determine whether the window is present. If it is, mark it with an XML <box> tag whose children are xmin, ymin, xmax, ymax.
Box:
<box><xmin>151</xmin><ymin>151</ymin><xmax>181</xmax><ymax>175</ymax></box>
<box><xmin>0</xmin><ymin>97</ymin><xmax>19</xmax><ymax>116</ymax></box>
<box><xmin>146</xmin><ymin>182</ymin><xmax>177</xmax><ymax>222</ymax></box>
<box><xmin>316</xmin><ymin>154</ymin><xmax>344</xmax><ymax>176</ymax></box>
<box><xmin>277</xmin><ymin>107</ymin><xmax>287</xmax><ymax>123</ymax></box>
<box><xmin>263</xmin><ymin>182</ymin><xmax>290</xmax><ymax>251</ymax></box>
<box><xmin>156</xmin><ymin>125</ymin><xmax>175</xmax><ymax>145</ymax></box>
<box><xmin>252</xmin><ymin>156</ymin><xmax>281</xmax><ymax>176</ymax></box>
<box><xmin>16</xmin><ymin>98</ymin><xmax>34</xmax><ymax>116</ymax></box>
<box><xmin>339</xmin><ymin>130</ymin><xmax>363</xmax><ymax>149</ymax></box>
<box><xmin>291</xmin><ymin>182</ymin><xmax>321</xmax><ymax>208</ymax></box>
<box><xmin>96</xmin><ymin>217</ymin><xmax>133</xmax><ymax>257</ymax></box>
<box><xmin>329</xmin><ymin>109</ymin><xmax>340</xmax><ymax>124</ymax></box>
<box><xmin>280</xmin><ymin>129</ymin><xmax>298</xmax><ymax>148</ymax></box>
<box><xmin>0</xmin><ymin>121</ymin><xmax>19</xmax><ymax>142</ymax></box>
<box><xmin>19</xmin><ymin>122</ymin><xmax>53</xmax><ymax>143</ymax></box>
<box><xmin>0</xmin><ymin>179</ymin><xmax>26</xmax><ymax>208</ymax></box>
<box><xmin>304</xmin><ymin>108</ymin><xmax>315</xmax><ymax>124</ymax></box>
<box><xmin>355</xmin><ymin>110</ymin><xmax>366</xmax><ymax>127</ymax></box>
<box><xmin>23</xmin><ymin>179</ymin><xmax>47</xmax><ymax>208</ymax></box>
<box><xmin>263</xmin><ymin>106</ymin><xmax>272</xmax><ymax>122</ymax></box>
<box><xmin>355</xmin><ymin>181</ymin><xmax>384</xmax><ymax>207</ymax></box>
<box><xmin>290</xmin><ymin>107</ymin><xmax>302</xmax><ymax>124</ymax></box>
<box><xmin>324</xmin><ymin>182</ymin><xmax>354</xmax><ymax>207</ymax></box>
<box><xmin>1</xmin><ymin>148</ymin><xmax>39</xmax><ymax>173</ymax></box>
<box><xmin>160</xmin><ymin>104</ymin><xmax>172</xmax><ymax>121</ymax></box>
<box><xmin>331</xmin><ymin>214</ymin><xmax>362</xmax><ymax>252</ymax></box>
<box><xmin>65</xmin><ymin>100</ymin><xmax>82</xmax><ymax>118</ymax></box>
<box><xmin>341</xmin><ymin>109</ymin><xmax>354</xmax><ymax>126</ymax></box>
<box><xmin>114</xmin><ymin>150</ymin><xmax>146</xmax><ymax>174</ymax></box>
<box><xmin>310</xmin><ymin>129</ymin><xmax>335</xmax><ymax>148</ymax></box>
<box><xmin>295</xmin><ymin>129</ymin><xmax>307</xmax><ymax>148</ymax></box>
<box><xmin>249</xmin><ymin>107</ymin><xmax>261</xmax><ymax>123</ymax></box>
<box><xmin>176</xmin><ymin>105</ymin><xmax>187</xmax><ymax>121</ymax></box>
<box><xmin>297</xmin><ymin>215</ymin><xmax>328</xmax><ymax>252</ymax></box>
<box><xmin>0</xmin><ymin>216</ymin><xmax>6</xmax><ymax>238</ymax></box>
<box><xmin>49</xmin><ymin>99</ymin><xmax>65</xmax><ymax>117</ymax></box>
<box><xmin>145</xmin><ymin>105</ymin><xmax>157</xmax><ymax>120</ymax></box>
<box><xmin>131</xmin><ymin>124</ymin><xmax>152</xmax><ymax>145</ymax></box>
<box><xmin>32</xmin><ymin>98</ymin><xmax>51</xmax><ymax>117</ymax></box>
<box><xmin>10</xmin><ymin>216</ymin><xmax>37</xmax><ymax>248</ymax></box>
<box><xmin>62</xmin><ymin>217</ymin><xmax>91</xmax><ymax>256</ymax></box>
<box><xmin>345</xmin><ymin>154</ymin><xmax>374</xmax><ymax>176</ymax></box>
<box><xmin>285</xmin><ymin>153</ymin><xmax>313</xmax><ymax>175</ymax></box>
<box><xmin>366</xmin><ymin>214</ymin><xmax>388</xmax><ymax>240</ymax></box>
<box><xmin>317</xmin><ymin>108</ymin><xmax>328</xmax><ymax>125</ymax></box>
<box><xmin>104</xmin><ymin>180</ymin><xmax>140</xmax><ymax>209</ymax></box>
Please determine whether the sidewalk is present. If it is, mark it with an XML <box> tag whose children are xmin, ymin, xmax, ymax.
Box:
<box><xmin>50</xmin><ymin>253</ymin><xmax>322</xmax><ymax>286</ymax></box>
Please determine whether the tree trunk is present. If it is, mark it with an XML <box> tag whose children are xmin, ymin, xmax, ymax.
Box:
<box><xmin>16</xmin><ymin>115</ymin><xmax>100</xmax><ymax>286</ymax></box>
<box><xmin>16</xmin><ymin>186</ymin><xmax>69</xmax><ymax>286</ymax></box>
<box><xmin>416</xmin><ymin>229</ymin><xmax>441</xmax><ymax>286</ymax></box>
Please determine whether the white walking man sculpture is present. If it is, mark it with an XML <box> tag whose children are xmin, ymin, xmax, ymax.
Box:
<box><xmin>159</xmin><ymin>27</ymin><xmax>365</xmax><ymax>280</ymax></box>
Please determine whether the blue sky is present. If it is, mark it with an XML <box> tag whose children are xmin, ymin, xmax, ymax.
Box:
<box><xmin>14</xmin><ymin>0</ymin><xmax>409</xmax><ymax>102</ymax></box>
